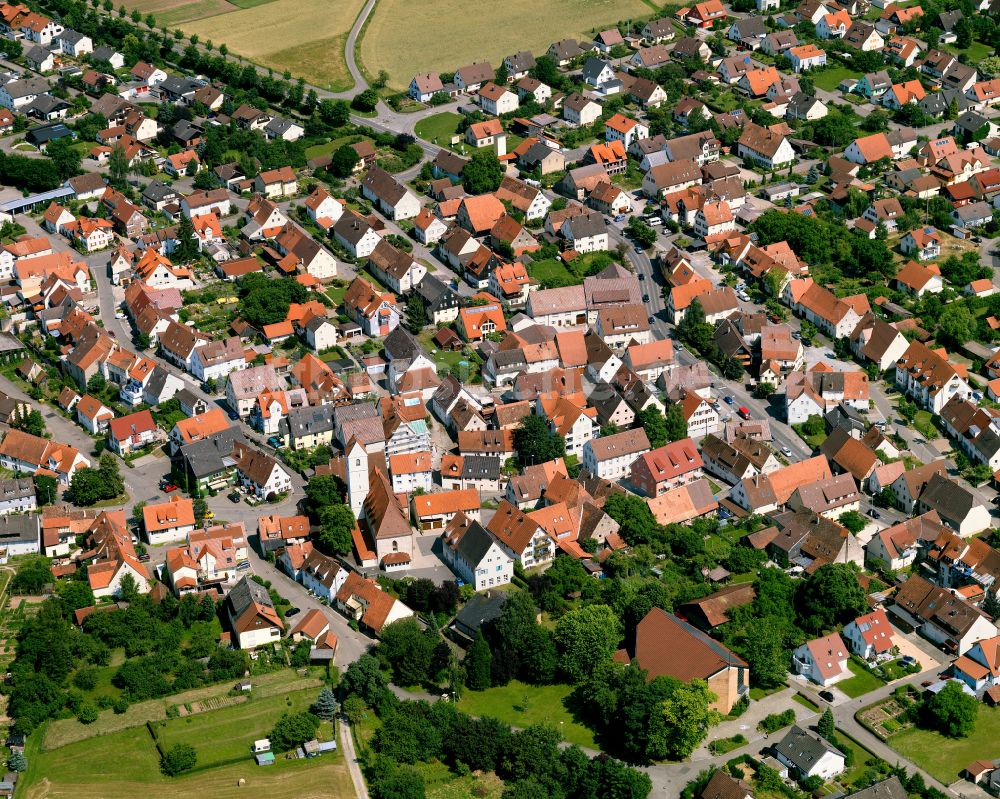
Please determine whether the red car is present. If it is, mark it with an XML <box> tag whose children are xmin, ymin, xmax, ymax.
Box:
<box><xmin>162</xmin><ymin>483</ymin><xmax>177</xmax><ymax>493</ymax></box>
<box><xmin>738</xmin><ymin>406</ymin><xmax>752</xmax><ymax>420</ymax></box>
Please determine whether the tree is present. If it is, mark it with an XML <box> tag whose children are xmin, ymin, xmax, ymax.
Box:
<box><xmin>175</xmin><ymin>213</ymin><xmax>199</xmax><ymax>262</ymax></box>
<box><xmin>796</xmin><ymin>563</ymin><xmax>868</xmax><ymax>634</ymax></box>
<box><xmin>378</xmin><ymin>618</ymin><xmax>436</xmax><ymax>686</ymax></box>
<box><xmin>664</xmin><ymin>403</ymin><xmax>689</xmax><ymax>443</ymax></box>
<box><xmin>270</xmin><ymin>711</ymin><xmax>321</xmax><ymax>751</ymax></box>
<box><xmin>938</xmin><ymin>304</ymin><xmax>977</xmax><ymax>347</ymax></box>
<box><xmin>466</xmin><ymin>631</ymin><xmax>493</xmax><ymax>690</ymax></box>
<box><xmin>55</xmin><ymin>580</ymin><xmax>94</xmax><ymax>611</ymax></box>
<box><xmin>463</xmin><ymin>148</ymin><xmax>505</xmax><ymax>194</ymax></box>
<box><xmin>636</xmin><ymin>406</ymin><xmax>668</xmax><ymax>448</ymax></box>
<box><xmin>316</xmin><ymin>503</ymin><xmax>355</xmax><ymax>555</ymax></box>
<box><xmin>305</xmin><ymin>474</ymin><xmax>342</xmax><ymax>510</ymax></box>
<box><xmin>405</xmin><ymin>293</ymin><xmax>428</xmax><ymax>332</ymax></box>
<box><xmin>838</xmin><ymin>510</ymin><xmax>867</xmax><ymax>534</ymax></box>
<box><xmin>161</xmin><ymin>743</ymin><xmax>197</xmax><ymax>776</ymax></box>
<box><xmin>514</xmin><ymin>414</ymin><xmax>564</xmax><ymax>466</ymax></box>
<box><xmin>955</xmin><ymin>15</ymin><xmax>972</xmax><ymax>49</ymax></box>
<box><xmin>6</xmin><ymin>752</ymin><xmax>26</xmax><ymax>772</ymax></box>
<box><xmin>818</xmin><ymin>708</ymin><xmax>835</xmax><ymax>741</ymax></box>
<box><xmin>330</xmin><ymin>144</ymin><xmax>360</xmax><ymax>177</ymax></box>
<box><xmin>736</xmin><ymin>615</ymin><xmax>791</xmax><ymax>689</ymax></box>
<box><xmin>313</xmin><ymin>687</ymin><xmax>338</xmax><ymax>721</ymax></box>
<box><xmin>553</xmin><ymin>605</ymin><xmax>623</xmax><ymax>682</ymax></box>
<box><xmin>922</xmin><ymin>680</ymin><xmax>977</xmax><ymax>737</ymax></box>
<box><xmin>10</xmin><ymin>408</ymin><xmax>44</xmax><ymax>438</ymax></box>
<box><xmin>603</xmin><ymin>493</ymin><xmax>657</xmax><ymax>546</ymax></box>
<box><xmin>352</xmin><ymin>88</ymin><xmax>379</xmax><ymax>112</ymax></box>
<box><xmin>660</xmin><ymin>678</ymin><xmax>720</xmax><ymax>760</ymax></box>
<box><xmin>343</xmin><ymin>653</ymin><xmax>388</xmax><ymax>705</ymax></box>
<box><xmin>46</xmin><ymin>138</ymin><xmax>82</xmax><ymax>181</ymax></box>
<box><xmin>109</xmin><ymin>142</ymin><xmax>129</xmax><ymax>186</ymax></box>
<box><xmin>32</xmin><ymin>473</ymin><xmax>57</xmax><ymax>507</ymax></box>
<box><xmin>626</xmin><ymin>216</ymin><xmax>657</xmax><ymax>248</ymax></box>
<box><xmin>70</xmin><ymin>468</ymin><xmax>108</xmax><ymax>506</ymax></box>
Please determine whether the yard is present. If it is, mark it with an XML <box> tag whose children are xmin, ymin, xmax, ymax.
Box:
<box><xmin>154</xmin><ymin>688</ymin><xmax>318</xmax><ymax>769</ymax></box>
<box><xmin>177</xmin><ymin>0</ymin><xmax>368</xmax><ymax>90</ymax></box>
<box><xmin>526</xmin><ymin>257</ymin><xmax>578</xmax><ymax>288</ymax></box>
<box><xmin>43</xmin><ymin>668</ymin><xmax>324</xmax><ymax>750</ymax></box>
<box><xmin>413</xmin><ymin>112</ymin><xmax>464</xmax><ymax>148</ymax></box>
<box><xmin>912</xmin><ymin>410</ymin><xmax>938</xmax><ymax>441</ymax></box>
<box><xmin>21</xmin><ymin>700</ymin><xmax>353</xmax><ymax>799</ymax></box>
<box><xmin>812</xmin><ymin>65</ymin><xmax>861</xmax><ymax>92</ymax></box>
<box><xmin>944</xmin><ymin>39</ymin><xmax>994</xmax><ymax>63</ymax></box>
<box><xmin>837</xmin><ymin>659</ymin><xmax>886</xmax><ymax>699</ymax></box>
<box><xmin>890</xmin><ymin>705</ymin><xmax>1000</xmax><ymax>785</ymax></box>
<box><xmin>457</xmin><ymin>680</ymin><xmax>597</xmax><ymax>749</ymax></box>
<box><xmin>357</xmin><ymin>0</ymin><xmax>653</xmax><ymax>90</ymax></box>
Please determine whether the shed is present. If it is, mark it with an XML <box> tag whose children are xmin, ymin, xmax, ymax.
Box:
<box><xmin>255</xmin><ymin>752</ymin><xmax>275</xmax><ymax>766</ymax></box>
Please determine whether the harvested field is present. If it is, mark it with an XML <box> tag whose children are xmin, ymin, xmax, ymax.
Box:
<box><xmin>180</xmin><ymin>0</ymin><xmax>366</xmax><ymax>90</ymax></box>
<box><xmin>358</xmin><ymin>0</ymin><xmax>654</xmax><ymax>89</ymax></box>
<box><xmin>121</xmin><ymin>0</ymin><xmax>242</xmax><ymax>26</ymax></box>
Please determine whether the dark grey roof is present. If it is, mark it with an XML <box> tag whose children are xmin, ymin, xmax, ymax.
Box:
<box><xmin>143</xmin><ymin>366</ymin><xmax>173</xmax><ymax>400</ymax></box>
<box><xmin>0</xmin><ymin>478</ymin><xmax>34</xmax><ymax>502</ymax></box>
<box><xmin>505</xmin><ymin>50</ymin><xmax>535</xmax><ymax>72</ymax></box>
<box><xmin>582</xmin><ymin>57</ymin><xmax>613</xmax><ymax>82</ymax></box>
<box><xmin>264</xmin><ymin>117</ymin><xmax>300</xmax><ymax>137</ymax></box>
<box><xmin>732</xmin><ymin>16</ymin><xmax>767</xmax><ymax>38</ymax></box>
<box><xmin>226</xmin><ymin>575</ymin><xmax>274</xmax><ymax>618</ymax></box>
<box><xmin>25</xmin><ymin>45</ymin><xmax>52</xmax><ymax>64</ymax></box>
<box><xmin>454</xmin><ymin>590</ymin><xmax>508</xmax><ymax>634</ymax></box>
<box><xmin>159</xmin><ymin>75</ymin><xmax>198</xmax><ymax>97</ymax></box>
<box><xmin>284</xmin><ymin>405</ymin><xmax>336</xmax><ymax>438</ymax></box>
<box><xmin>774</xmin><ymin>725</ymin><xmax>844</xmax><ymax>772</ymax></box>
<box><xmin>454</xmin><ymin>520</ymin><xmax>497</xmax><ymax>565</ymax></box>
<box><xmin>955</xmin><ymin>110</ymin><xmax>989</xmax><ymax>132</ymax></box>
<box><xmin>91</xmin><ymin>46</ymin><xmax>120</xmax><ymax>62</ymax></box>
<box><xmin>171</xmin><ymin>119</ymin><xmax>202</xmax><ymax>140</ymax></box>
<box><xmin>0</xmin><ymin>513</ymin><xmax>39</xmax><ymax>546</ymax></box>
<box><xmin>383</xmin><ymin>327</ymin><xmax>425</xmax><ymax>363</ymax></box>
<box><xmin>565</xmin><ymin>211</ymin><xmax>606</xmax><ymax>240</ymax></box>
<box><xmin>58</xmin><ymin>29</ymin><xmax>88</xmax><ymax>44</ymax></box>
<box><xmin>25</xmin><ymin>94</ymin><xmax>69</xmax><ymax>114</ymax></box>
<box><xmin>142</xmin><ymin>180</ymin><xmax>177</xmax><ymax>203</ymax></box>
<box><xmin>180</xmin><ymin>428</ymin><xmax>245</xmax><ymax>478</ymax></box>
<box><xmin>938</xmin><ymin>9</ymin><xmax>963</xmax><ymax>30</ymax></box>
<box><xmin>462</xmin><ymin>455</ymin><xmax>500</xmax><ymax>480</ymax></box>
<box><xmin>415</xmin><ymin>273</ymin><xmax>458</xmax><ymax>309</ymax></box>
<box><xmin>333</xmin><ymin>400</ymin><xmax>379</xmax><ymax>429</ymax></box>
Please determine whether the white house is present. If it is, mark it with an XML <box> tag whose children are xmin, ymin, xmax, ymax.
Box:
<box><xmin>774</xmin><ymin>726</ymin><xmax>846</xmax><ymax>781</ymax></box>
<box><xmin>792</xmin><ymin>632</ymin><xmax>850</xmax><ymax>686</ymax></box>
<box><xmin>582</xmin><ymin>428</ymin><xmax>651</xmax><ymax>480</ymax></box>
<box><xmin>441</xmin><ymin>516</ymin><xmax>515</xmax><ymax>591</ymax></box>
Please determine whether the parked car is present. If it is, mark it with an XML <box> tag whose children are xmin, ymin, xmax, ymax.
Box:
<box><xmin>285</xmin><ymin>607</ymin><xmax>300</xmax><ymax>618</ymax></box>
<box><xmin>867</xmin><ymin>508</ymin><xmax>880</xmax><ymax>519</ymax></box>
<box><xmin>162</xmin><ymin>483</ymin><xmax>177</xmax><ymax>493</ymax></box>
<box><xmin>738</xmin><ymin>406</ymin><xmax>751</xmax><ymax>420</ymax></box>
<box><xmin>267</xmin><ymin>436</ymin><xmax>284</xmax><ymax>448</ymax></box>
<box><xmin>819</xmin><ymin>690</ymin><xmax>835</xmax><ymax>703</ymax></box>
<box><xmin>901</xmin><ymin>655</ymin><xmax>917</xmax><ymax>666</ymax></box>
<box><xmin>724</xmin><ymin>395</ymin><xmax>734</xmax><ymax>405</ymax></box>
<box><xmin>638</xmin><ymin>272</ymin><xmax>645</xmax><ymax>280</ymax></box>
<box><xmin>227</xmin><ymin>491</ymin><xmax>242</xmax><ymax>503</ymax></box>
<box><xmin>138</xmin><ymin>553</ymin><xmax>151</xmax><ymax>563</ymax></box>
<box><xmin>642</xmin><ymin>294</ymin><xmax>650</xmax><ymax>302</ymax></box>
<box><xmin>781</xmin><ymin>446</ymin><xmax>792</xmax><ymax>457</ymax></box>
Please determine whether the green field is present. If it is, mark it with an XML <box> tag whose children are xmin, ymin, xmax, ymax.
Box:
<box><xmin>155</xmin><ymin>689</ymin><xmax>316</xmax><ymax>767</ymax></box>
<box><xmin>414</xmin><ymin>112</ymin><xmax>464</xmax><ymax>147</ymax></box>
<box><xmin>305</xmin><ymin>135</ymin><xmax>368</xmax><ymax>161</ymax></box>
<box><xmin>890</xmin><ymin>705</ymin><xmax>1000</xmax><ymax>784</ymax></box>
<box><xmin>457</xmin><ymin>680</ymin><xmax>597</xmax><ymax>749</ymax></box>
<box><xmin>813</xmin><ymin>65</ymin><xmax>861</xmax><ymax>92</ymax></box>
<box><xmin>837</xmin><ymin>731</ymin><xmax>878</xmax><ymax>785</ymax></box>
<box><xmin>837</xmin><ymin>659</ymin><xmax>885</xmax><ymax>699</ymax></box>
<box><xmin>22</xmin><ymin>698</ymin><xmax>352</xmax><ymax>799</ymax></box>
<box><xmin>944</xmin><ymin>39</ymin><xmax>994</xmax><ymax>63</ymax></box>
<box><xmin>527</xmin><ymin>257</ymin><xmax>578</xmax><ymax>288</ymax></box>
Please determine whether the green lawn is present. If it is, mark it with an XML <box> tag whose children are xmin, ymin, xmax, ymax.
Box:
<box><xmin>414</xmin><ymin>112</ymin><xmax>464</xmax><ymax>147</ymax></box>
<box><xmin>749</xmin><ymin>683</ymin><xmax>788</xmax><ymax>701</ymax></box>
<box><xmin>890</xmin><ymin>705</ymin><xmax>1000</xmax><ymax>784</ymax></box>
<box><xmin>527</xmin><ymin>258</ymin><xmax>577</xmax><ymax>288</ymax></box>
<box><xmin>457</xmin><ymin>680</ymin><xmax>596</xmax><ymax>749</ymax></box>
<box><xmin>792</xmin><ymin>693</ymin><xmax>820</xmax><ymax>712</ymax></box>
<box><xmin>943</xmin><ymin>39</ymin><xmax>994</xmax><ymax>63</ymax></box>
<box><xmin>305</xmin><ymin>134</ymin><xmax>367</xmax><ymax>161</ymax></box>
<box><xmin>813</xmin><ymin>65</ymin><xmax>861</xmax><ymax>92</ymax></box>
<box><xmin>837</xmin><ymin>730</ymin><xmax>878</xmax><ymax>785</ymax></box>
<box><xmin>837</xmin><ymin>659</ymin><xmax>886</xmax><ymax>699</ymax></box>
<box><xmin>913</xmin><ymin>410</ymin><xmax>937</xmax><ymax>440</ymax></box>
<box><xmin>155</xmin><ymin>689</ymin><xmax>316</xmax><ymax>766</ymax></box>
<box><xmin>326</xmin><ymin>281</ymin><xmax>349</xmax><ymax>307</ymax></box>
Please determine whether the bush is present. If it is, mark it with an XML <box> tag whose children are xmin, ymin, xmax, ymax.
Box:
<box><xmin>758</xmin><ymin>709</ymin><xmax>796</xmax><ymax>733</ymax></box>
<box><xmin>77</xmin><ymin>703</ymin><xmax>99</xmax><ymax>724</ymax></box>
<box><xmin>113</xmin><ymin>696</ymin><xmax>129</xmax><ymax>714</ymax></box>
<box><xmin>161</xmin><ymin>743</ymin><xmax>197</xmax><ymax>776</ymax></box>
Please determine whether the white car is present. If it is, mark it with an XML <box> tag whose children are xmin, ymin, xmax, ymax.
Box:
<box><xmin>781</xmin><ymin>446</ymin><xmax>793</xmax><ymax>457</ymax></box>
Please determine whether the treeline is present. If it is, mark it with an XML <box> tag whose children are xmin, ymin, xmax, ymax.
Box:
<box><xmin>8</xmin><ymin>578</ymin><xmax>248</xmax><ymax>734</ymax></box>
<box><xmin>340</xmin><ymin>654</ymin><xmax>652</xmax><ymax>799</ymax></box>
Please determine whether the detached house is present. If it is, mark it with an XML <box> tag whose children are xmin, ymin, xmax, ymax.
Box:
<box><xmin>737</xmin><ymin>122</ymin><xmax>795</xmax><ymax>169</ymax></box>
<box><xmin>253</xmin><ymin>166</ymin><xmax>297</xmax><ymax>199</ymax></box>
<box><xmin>793</xmin><ymin>632</ymin><xmax>849</xmax><ymax>686</ymax></box>
<box><xmin>361</xmin><ymin>166</ymin><xmax>421</xmax><ymax>221</ymax></box>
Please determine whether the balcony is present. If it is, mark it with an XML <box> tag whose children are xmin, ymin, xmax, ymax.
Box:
<box><xmin>119</xmin><ymin>380</ymin><xmax>144</xmax><ymax>406</ymax></box>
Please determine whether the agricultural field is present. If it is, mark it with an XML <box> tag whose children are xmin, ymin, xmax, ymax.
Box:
<box><xmin>21</xmin><ymin>687</ymin><xmax>351</xmax><ymax>799</ymax></box>
<box><xmin>358</xmin><ymin>0</ymin><xmax>655</xmax><ymax>90</ymax></box>
<box><xmin>124</xmin><ymin>0</ymin><xmax>366</xmax><ymax>90</ymax></box>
